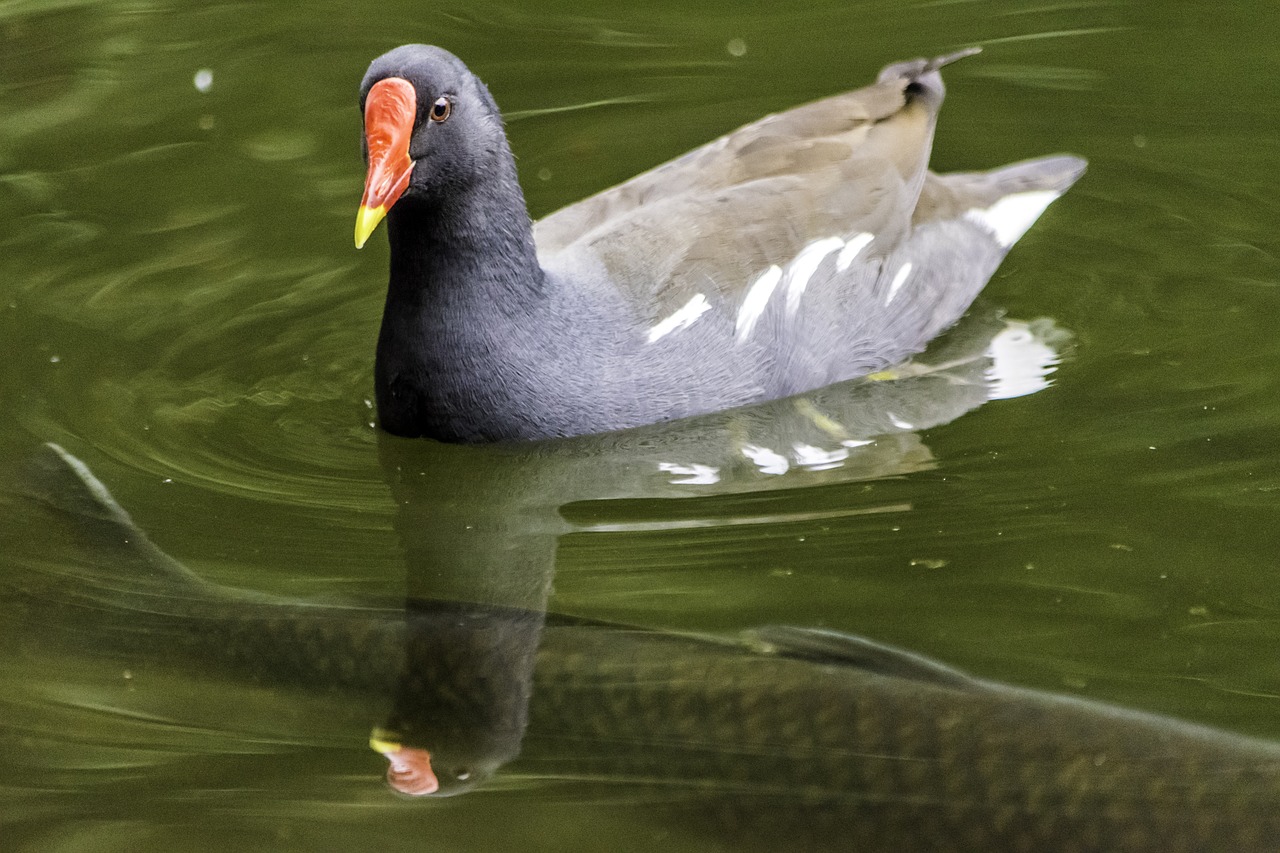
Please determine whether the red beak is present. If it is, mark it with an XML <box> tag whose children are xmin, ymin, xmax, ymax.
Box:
<box><xmin>370</xmin><ymin>729</ymin><xmax>440</xmax><ymax>796</ymax></box>
<box><xmin>382</xmin><ymin>745</ymin><xmax>440</xmax><ymax>796</ymax></box>
<box><xmin>355</xmin><ymin>77</ymin><xmax>417</xmax><ymax>248</ymax></box>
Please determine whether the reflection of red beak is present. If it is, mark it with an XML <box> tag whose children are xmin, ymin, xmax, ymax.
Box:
<box><xmin>371</xmin><ymin>736</ymin><xmax>439</xmax><ymax>796</ymax></box>
<box><xmin>355</xmin><ymin>77</ymin><xmax>417</xmax><ymax>248</ymax></box>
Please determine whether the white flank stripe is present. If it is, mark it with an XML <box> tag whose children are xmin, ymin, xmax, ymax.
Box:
<box><xmin>836</xmin><ymin>232</ymin><xmax>874</xmax><ymax>272</ymax></box>
<box><xmin>648</xmin><ymin>292</ymin><xmax>712</xmax><ymax>343</ymax></box>
<box><xmin>885</xmin><ymin>262</ymin><xmax>913</xmax><ymax>305</ymax></box>
<box><xmin>735</xmin><ymin>265</ymin><xmax>783</xmax><ymax>343</ymax></box>
<box><xmin>784</xmin><ymin>237</ymin><xmax>844</xmax><ymax>315</ymax></box>
<box><xmin>964</xmin><ymin>190</ymin><xmax>1061</xmax><ymax>248</ymax></box>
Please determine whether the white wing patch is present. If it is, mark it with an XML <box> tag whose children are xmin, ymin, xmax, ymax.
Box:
<box><xmin>648</xmin><ymin>292</ymin><xmax>712</xmax><ymax>344</ymax></box>
<box><xmin>885</xmin><ymin>262</ymin><xmax>913</xmax><ymax>305</ymax></box>
<box><xmin>965</xmin><ymin>190</ymin><xmax>1062</xmax><ymax>249</ymax></box>
<box><xmin>785</xmin><ymin>237</ymin><xmax>844</xmax><ymax>315</ymax></box>
<box><xmin>735</xmin><ymin>265</ymin><xmax>783</xmax><ymax>343</ymax></box>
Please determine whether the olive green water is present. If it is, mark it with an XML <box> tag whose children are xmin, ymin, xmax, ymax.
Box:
<box><xmin>3</xmin><ymin>0</ymin><xmax>1280</xmax><ymax>850</ymax></box>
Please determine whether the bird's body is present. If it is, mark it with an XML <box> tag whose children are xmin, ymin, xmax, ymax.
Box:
<box><xmin>357</xmin><ymin>45</ymin><xmax>1084</xmax><ymax>442</ymax></box>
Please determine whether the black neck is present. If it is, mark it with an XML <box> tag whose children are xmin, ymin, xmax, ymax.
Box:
<box><xmin>375</xmin><ymin>156</ymin><xmax>549</xmax><ymax>440</ymax></box>
<box><xmin>384</xmin><ymin>161</ymin><xmax>543</xmax><ymax>311</ymax></box>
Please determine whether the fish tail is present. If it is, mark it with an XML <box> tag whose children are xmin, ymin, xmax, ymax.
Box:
<box><xmin>16</xmin><ymin>442</ymin><xmax>210</xmax><ymax>603</ymax></box>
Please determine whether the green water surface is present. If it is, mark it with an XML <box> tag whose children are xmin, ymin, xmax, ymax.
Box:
<box><xmin>2</xmin><ymin>0</ymin><xmax>1280</xmax><ymax>850</ymax></box>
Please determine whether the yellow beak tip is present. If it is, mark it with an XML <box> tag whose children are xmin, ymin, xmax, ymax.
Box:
<box><xmin>354</xmin><ymin>205</ymin><xmax>387</xmax><ymax>249</ymax></box>
<box><xmin>369</xmin><ymin>729</ymin><xmax>402</xmax><ymax>755</ymax></box>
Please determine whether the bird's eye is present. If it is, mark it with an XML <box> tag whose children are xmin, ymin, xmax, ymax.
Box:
<box><xmin>430</xmin><ymin>96</ymin><xmax>451</xmax><ymax>122</ymax></box>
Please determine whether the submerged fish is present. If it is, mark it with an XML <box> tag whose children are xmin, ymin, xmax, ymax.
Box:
<box><xmin>9</xmin><ymin>443</ymin><xmax>1280</xmax><ymax>851</ymax></box>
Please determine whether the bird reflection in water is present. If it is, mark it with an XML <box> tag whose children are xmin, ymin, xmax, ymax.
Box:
<box><xmin>7</xmin><ymin>318</ymin><xmax>1280</xmax><ymax>852</ymax></box>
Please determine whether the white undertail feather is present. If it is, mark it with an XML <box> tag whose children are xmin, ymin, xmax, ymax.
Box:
<box><xmin>965</xmin><ymin>190</ymin><xmax>1062</xmax><ymax>249</ymax></box>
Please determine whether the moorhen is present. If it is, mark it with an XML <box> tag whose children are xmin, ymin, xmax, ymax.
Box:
<box><xmin>355</xmin><ymin>45</ymin><xmax>1084</xmax><ymax>443</ymax></box>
